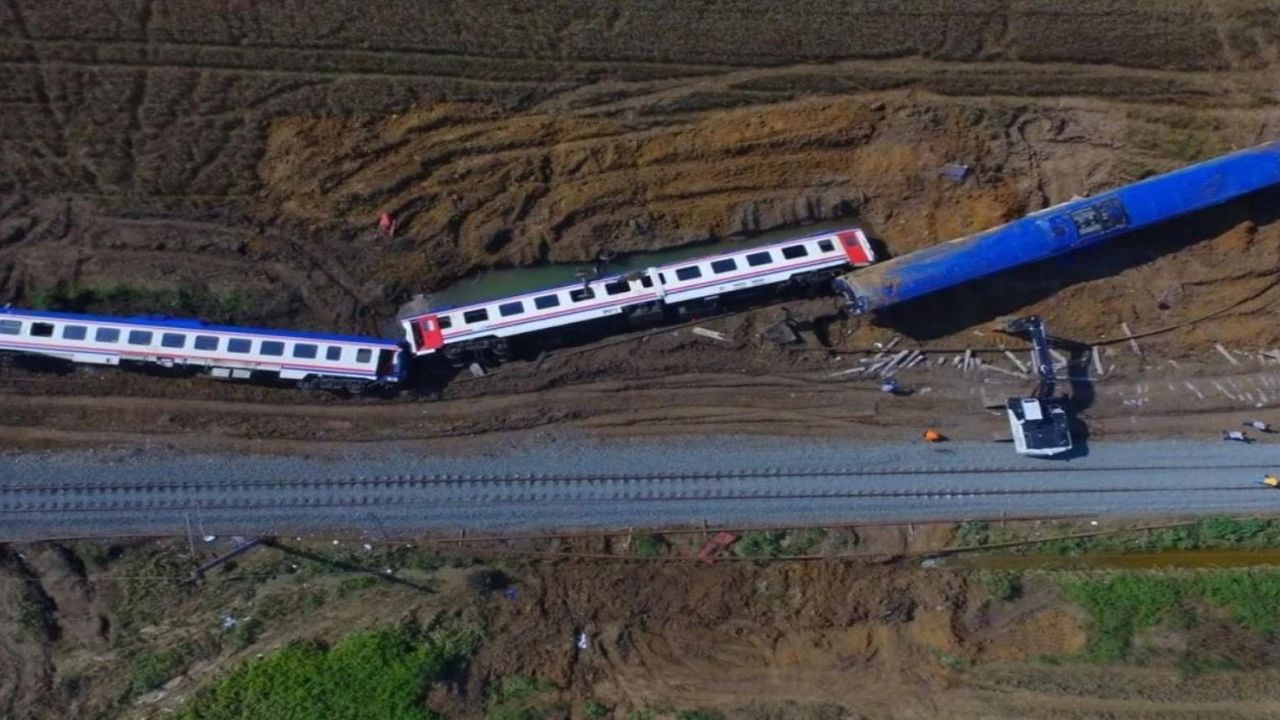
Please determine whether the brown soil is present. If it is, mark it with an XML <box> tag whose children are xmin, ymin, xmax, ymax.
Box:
<box><xmin>2</xmin><ymin>2</ymin><xmax>1280</xmax><ymax>449</ymax></box>
<box><xmin>7</xmin><ymin>523</ymin><xmax>1280</xmax><ymax>720</ymax></box>
<box><xmin>5</xmin><ymin>5</ymin><xmax>1280</xmax><ymax>718</ymax></box>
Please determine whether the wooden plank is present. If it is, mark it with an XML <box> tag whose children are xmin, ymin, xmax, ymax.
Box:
<box><xmin>1121</xmin><ymin>322</ymin><xmax>1142</xmax><ymax>356</ymax></box>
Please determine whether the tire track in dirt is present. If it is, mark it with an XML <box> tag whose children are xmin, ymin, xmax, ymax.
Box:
<box><xmin>0</xmin><ymin>36</ymin><xmax>741</xmax><ymax>73</ymax></box>
<box><xmin>0</xmin><ymin>58</ymin><xmax>558</xmax><ymax>89</ymax></box>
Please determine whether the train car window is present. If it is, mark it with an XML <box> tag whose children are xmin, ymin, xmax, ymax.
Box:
<box><xmin>437</xmin><ymin>316</ymin><xmax>452</xmax><ymax>329</ymax></box>
<box><xmin>462</xmin><ymin>309</ymin><xmax>489</xmax><ymax>324</ymax></box>
<box><xmin>127</xmin><ymin>330</ymin><xmax>153</xmax><ymax>346</ymax></box>
<box><xmin>675</xmin><ymin>266</ymin><xmax>702</xmax><ymax>281</ymax></box>
<box><xmin>499</xmin><ymin>301</ymin><xmax>524</xmax><ymax>317</ymax></box>
<box><xmin>710</xmin><ymin>258</ymin><xmax>737</xmax><ymax>274</ymax></box>
<box><xmin>326</xmin><ymin>346</ymin><xmax>342</xmax><ymax>361</ymax></box>
<box><xmin>194</xmin><ymin>335</ymin><xmax>219</xmax><ymax>351</ymax></box>
<box><xmin>781</xmin><ymin>244</ymin><xmax>808</xmax><ymax>259</ymax></box>
<box><xmin>62</xmin><ymin>325</ymin><xmax>88</xmax><ymax>340</ymax></box>
<box><xmin>818</xmin><ymin>239</ymin><xmax>835</xmax><ymax>252</ymax></box>
<box><xmin>640</xmin><ymin>275</ymin><xmax>654</xmax><ymax>288</ymax></box>
<box><xmin>161</xmin><ymin>333</ymin><xmax>186</xmax><ymax>348</ymax></box>
<box><xmin>746</xmin><ymin>251</ymin><xmax>772</xmax><ymax>267</ymax></box>
<box><xmin>534</xmin><ymin>294</ymin><xmax>560</xmax><ymax>310</ymax></box>
<box><xmin>293</xmin><ymin>343</ymin><xmax>318</xmax><ymax>359</ymax></box>
<box><xmin>604</xmin><ymin>279</ymin><xmax>631</xmax><ymax>296</ymax></box>
<box><xmin>228</xmin><ymin>338</ymin><xmax>252</xmax><ymax>353</ymax></box>
<box><xmin>31</xmin><ymin>322</ymin><xmax>54</xmax><ymax>337</ymax></box>
<box><xmin>356</xmin><ymin>348</ymin><xmax>372</xmax><ymax>364</ymax></box>
<box><xmin>94</xmin><ymin>328</ymin><xmax>120</xmax><ymax>343</ymax></box>
<box><xmin>0</xmin><ymin>320</ymin><xmax>21</xmax><ymax>335</ymax></box>
<box><xmin>261</xmin><ymin>341</ymin><xmax>285</xmax><ymax>356</ymax></box>
<box><xmin>569</xmin><ymin>287</ymin><xmax>595</xmax><ymax>302</ymax></box>
<box><xmin>1069</xmin><ymin>198</ymin><xmax>1129</xmax><ymax>240</ymax></box>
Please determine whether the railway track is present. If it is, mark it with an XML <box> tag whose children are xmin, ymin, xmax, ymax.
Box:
<box><xmin>2</xmin><ymin>465</ymin><xmax>1273</xmax><ymax>513</ymax></box>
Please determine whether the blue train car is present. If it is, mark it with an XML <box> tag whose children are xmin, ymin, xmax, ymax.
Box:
<box><xmin>835</xmin><ymin>140</ymin><xmax>1280</xmax><ymax>313</ymax></box>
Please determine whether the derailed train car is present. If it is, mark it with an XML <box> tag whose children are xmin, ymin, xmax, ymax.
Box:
<box><xmin>834</xmin><ymin>140</ymin><xmax>1280</xmax><ymax>314</ymax></box>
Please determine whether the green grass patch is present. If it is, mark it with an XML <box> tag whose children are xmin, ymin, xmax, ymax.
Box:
<box><xmin>485</xmin><ymin>674</ymin><xmax>560</xmax><ymax>720</ymax></box>
<box><xmin>953</xmin><ymin>521</ymin><xmax>1020</xmax><ymax>548</ymax></box>
<box><xmin>583</xmin><ymin>700</ymin><xmax>609</xmax><ymax>717</ymax></box>
<box><xmin>130</xmin><ymin>648</ymin><xmax>188</xmax><ymax>697</ymax></box>
<box><xmin>1060</xmin><ymin>568</ymin><xmax>1280</xmax><ymax>663</ymax></box>
<box><xmin>630</xmin><ymin>533</ymin><xmax>661</xmax><ymax>558</ymax></box>
<box><xmin>178</xmin><ymin>621</ymin><xmax>480</xmax><ymax>720</ymax></box>
<box><xmin>676</xmin><ymin>710</ymin><xmax>725</xmax><ymax>720</ymax></box>
<box><xmin>225</xmin><ymin>616</ymin><xmax>264</xmax><ymax>650</ymax></box>
<box><xmin>337</xmin><ymin>575</ymin><xmax>380</xmax><ymax>597</ymax></box>
<box><xmin>781</xmin><ymin>528</ymin><xmax>827</xmax><ymax>555</ymax></box>
<box><xmin>962</xmin><ymin>517</ymin><xmax>1280</xmax><ymax>557</ymax></box>
<box><xmin>31</xmin><ymin>282</ymin><xmax>252</xmax><ymax>324</ymax></box>
<box><xmin>984</xmin><ymin>571</ymin><xmax>1022</xmax><ymax>601</ymax></box>
<box><xmin>735</xmin><ymin>531</ymin><xmax>783</xmax><ymax>559</ymax></box>
<box><xmin>1046</xmin><ymin>518</ymin><xmax>1280</xmax><ymax>555</ymax></box>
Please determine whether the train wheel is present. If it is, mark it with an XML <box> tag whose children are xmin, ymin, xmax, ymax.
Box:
<box><xmin>443</xmin><ymin>345</ymin><xmax>467</xmax><ymax>368</ymax></box>
<box><xmin>492</xmin><ymin>339</ymin><xmax>512</xmax><ymax>363</ymax></box>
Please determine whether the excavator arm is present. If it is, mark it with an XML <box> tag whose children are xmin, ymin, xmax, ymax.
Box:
<box><xmin>1004</xmin><ymin>315</ymin><xmax>1056</xmax><ymax>399</ymax></box>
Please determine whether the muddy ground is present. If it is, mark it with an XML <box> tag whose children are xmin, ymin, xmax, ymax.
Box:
<box><xmin>4</xmin><ymin>3</ymin><xmax>1280</xmax><ymax>719</ymax></box>
<box><xmin>3</xmin><ymin>1</ymin><xmax>1280</xmax><ymax>448</ymax></box>
<box><xmin>6</xmin><ymin>520</ymin><xmax>1280</xmax><ymax>720</ymax></box>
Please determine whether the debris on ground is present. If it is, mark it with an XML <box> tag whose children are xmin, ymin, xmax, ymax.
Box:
<box><xmin>1216</xmin><ymin>343</ymin><xmax>1241</xmax><ymax>366</ymax></box>
<box><xmin>697</xmin><ymin>531</ymin><xmax>738</xmax><ymax>564</ymax></box>
<box><xmin>377</xmin><ymin>211</ymin><xmax>398</xmax><ymax>237</ymax></box>
<box><xmin>761</xmin><ymin>319</ymin><xmax>801</xmax><ymax>346</ymax></box>
<box><xmin>1121</xmin><ymin>322</ymin><xmax>1142</xmax><ymax>357</ymax></box>
<box><xmin>691</xmin><ymin>327</ymin><xmax>730</xmax><ymax>343</ymax></box>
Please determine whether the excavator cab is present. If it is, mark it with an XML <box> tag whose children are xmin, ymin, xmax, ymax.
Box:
<box><xmin>1002</xmin><ymin>316</ymin><xmax>1073</xmax><ymax>457</ymax></box>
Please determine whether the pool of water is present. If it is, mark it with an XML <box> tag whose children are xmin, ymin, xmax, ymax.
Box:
<box><xmin>423</xmin><ymin>219</ymin><xmax>859</xmax><ymax>309</ymax></box>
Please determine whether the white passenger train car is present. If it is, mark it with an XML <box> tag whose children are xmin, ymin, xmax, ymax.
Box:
<box><xmin>400</xmin><ymin>227</ymin><xmax>874</xmax><ymax>360</ymax></box>
<box><xmin>0</xmin><ymin>308</ymin><xmax>406</xmax><ymax>390</ymax></box>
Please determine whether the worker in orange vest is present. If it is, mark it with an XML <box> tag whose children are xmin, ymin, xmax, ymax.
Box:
<box><xmin>923</xmin><ymin>428</ymin><xmax>944</xmax><ymax>443</ymax></box>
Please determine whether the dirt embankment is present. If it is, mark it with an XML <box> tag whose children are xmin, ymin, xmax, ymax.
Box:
<box><xmin>1</xmin><ymin>0</ymin><xmax>1279</xmax><ymax>337</ymax></box>
<box><xmin>0</xmin><ymin>1</ymin><xmax>1278</xmax><ymax>448</ymax></box>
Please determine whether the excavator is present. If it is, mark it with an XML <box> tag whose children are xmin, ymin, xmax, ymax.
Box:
<box><xmin>1001</xmin><ymin>316</ymin><xmax>1073</xmax><ymax>457</ymax></box>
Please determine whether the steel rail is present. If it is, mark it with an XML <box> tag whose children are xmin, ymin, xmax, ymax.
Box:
<box><xmin>0</xmin><ymin>483</ymin><xmax>1264</xmax><ymax>514</ymax></box>
<box><xmin>4</xmin><ymin>462</ymin><xmax>1280</xmax><ymax>493</ymax></box>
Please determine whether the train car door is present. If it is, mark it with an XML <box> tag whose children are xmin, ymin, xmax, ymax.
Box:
<box><xmin>837</xmin><ymin>230</ymin><xmax>874</xmax><ymax>266</ymax></box>
<box><xmin>416</xmin><ymin>316</ymin><xmax>444</xmax><ymax>352</ymax></box>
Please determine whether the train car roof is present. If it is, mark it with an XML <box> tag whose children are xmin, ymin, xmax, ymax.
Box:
<box><xmin>407</xmin><ymin>226</ymin><xmax>863</xmax><ymax>317</ymax></box>
<box><xmin>0</xmin><ymin>307</ymin><xmax>400</xmax><ymax>346</ymax></box>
